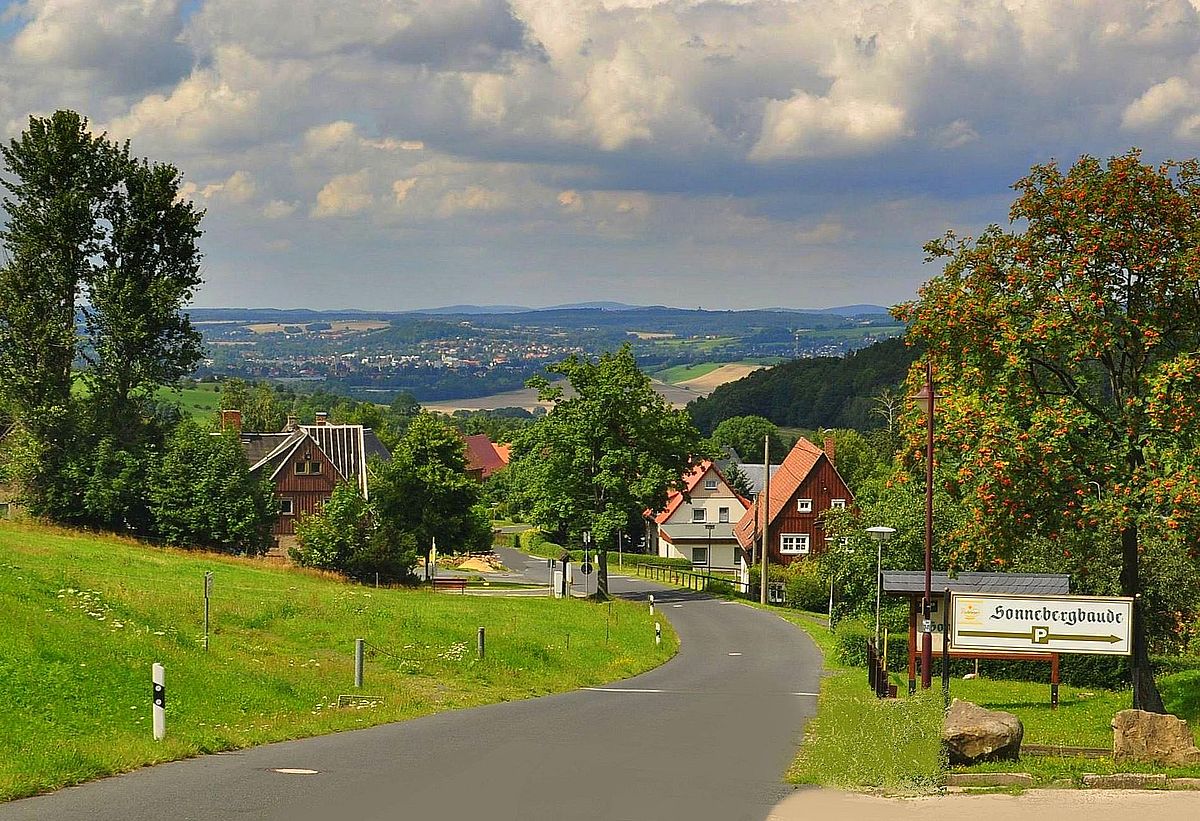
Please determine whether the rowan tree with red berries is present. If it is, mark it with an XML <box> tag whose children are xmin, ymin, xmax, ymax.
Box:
<box><xmin>897</xmin><ymin>150</ymin><xmax>1200</xmax><ymax>711</ymax></box>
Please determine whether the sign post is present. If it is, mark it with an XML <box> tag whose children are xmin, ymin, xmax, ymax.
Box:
<box><xmin>949</xmin><ymin>593</ymin><xmax>1133</xmax><ymax>656</ymax></box>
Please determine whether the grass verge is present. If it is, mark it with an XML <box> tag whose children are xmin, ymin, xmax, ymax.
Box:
<box><xmin>0</xmin><ymin>520</ymin><xmax>678</xmax><ymax>801</ymax></box>
<box><xmin>770</xmin><ymin>606</ymin><xmax>1200</xmax><ymax>789</ymax></box>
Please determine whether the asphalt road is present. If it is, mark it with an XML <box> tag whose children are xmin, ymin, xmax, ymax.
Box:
<box><xmin>4</xmin><ymin>550</ymin><xmax>821</xmax><ymax>821</ymax></box>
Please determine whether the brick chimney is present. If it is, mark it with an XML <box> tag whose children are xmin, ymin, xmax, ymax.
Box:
<box><xmin>221</xmin><ymin>409</ymin><xmax>243</xmax><ymax>433</ymax></box>
<box><xmin>315</xmin><ymin>411</ymin><xmax>328</xmax><ymax>426</ymax></box>
<box><xmin>823</xmin><ymin>435</ymin><xmax>836</xmax><ymax>466</ymax></box>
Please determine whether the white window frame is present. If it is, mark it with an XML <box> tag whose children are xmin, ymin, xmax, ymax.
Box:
<box><xmin>280</xmin><ymin>498</ymin><xmax>294</xmax><ymax>516</ymax></box>
<box><xmin>691</xmin><ymin>507</ymin><xmax>707</xmax><ymax>523</ymax></box>
<box><xmin>692</xmin><ymin>547</ymin><xmax>708</xmax><ymax>565</ymax></box>
<box><xmin>796</xmin><ymin>498</ymin><xmax>813</xmax><ymax>513</ymax></box>
<box><xmin>780</xmin><ymin>533</ymin><xmax>810</xmax><ymax>554</ymax></box>
<box><xmin>718</xmin><ymin>506</ymin><xmax>730</xmax><ymax>524</ymax></box>
<box><xmin>704</xmin><ymin>478</ymin><xmax>718</xmax><ymax>490</ymax></box>
<box><xmin>830</xmin><ymin>498</ymin><xmax>846</xmax><ymax>510</ymax></box>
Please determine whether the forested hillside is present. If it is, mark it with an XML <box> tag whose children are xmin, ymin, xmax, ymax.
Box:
<box><xmin>686</xmin><ymin>337</ymin><xmax>919</xmax><ymax>433</ymax></box>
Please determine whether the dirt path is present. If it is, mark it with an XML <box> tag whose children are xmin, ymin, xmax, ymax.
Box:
<box><xmin>769</xmin><ymin>787</ymin><xmax>1199</xmax><ymax>821</ymax></box>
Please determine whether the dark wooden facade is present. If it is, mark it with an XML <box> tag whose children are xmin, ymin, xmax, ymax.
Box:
<box><xmin>766</xmin><ymin>455</ymin><xmax>852</xmax><ymax>566</ymax></box>
<box><xmin>271</xmin><ymin>441</ymin><xmax>341</xmax><ymax>536</ymax></box>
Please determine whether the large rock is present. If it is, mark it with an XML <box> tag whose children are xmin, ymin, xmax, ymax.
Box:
<box><xmin>1112</xmin><ymin>709</ymin><xmax>1200</xmax><ymax>766</ymax></box>
<box><xmin>942</xmin><ymin>698</ymin><xmax>1024</xmax><ymax>765</ymax></box>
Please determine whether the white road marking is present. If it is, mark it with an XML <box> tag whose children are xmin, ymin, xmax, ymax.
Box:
<box><xmin>583</xmin><ymin>687</ymin><xmax>818</xmax><ymax>697</ymax></box>
<box><xmin>672</xmin><ymin>604</ymin><xmax>683</xmax><ymax>608</ymax></box>
<box><xmin>273</xmin><ymin>768</ymin><xmax>319</xmax><ymax>775</ymax></box>
<box><xmin>728</xmin><ymin>652</ymin><xmax>742</xmax><ymax>656</ymax></box>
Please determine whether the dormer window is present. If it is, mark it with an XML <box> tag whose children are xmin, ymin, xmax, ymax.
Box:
<box><xmin>797</xmin><ymin>499</ymin><xmax>813</xmax><ymax>513</ymax></box>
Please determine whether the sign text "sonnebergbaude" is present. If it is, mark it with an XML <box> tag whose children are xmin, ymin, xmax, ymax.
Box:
<box><xmin>949</xmin><ymin>592</ymin><xmax>1133</xmax><ymax>656</ymax></box>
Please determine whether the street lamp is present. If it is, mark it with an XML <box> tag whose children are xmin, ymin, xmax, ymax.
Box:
<box><xmin>866</xmin><ymin>526</ymin><xmax>896</xmax><ymax>655</ymax></box>
<box><xmin>704</xmin><ymin>523</ymin><xmax>715</xmax><ymax>574</ymax></box>
<box><xmin>911</xmin><ymin>361</ymin><xmax>940</xmax><ymax>689</ymax></box>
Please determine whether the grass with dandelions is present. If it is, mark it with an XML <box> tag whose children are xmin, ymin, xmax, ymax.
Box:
<box><xmin>0</xmin><ymin>520</ymin><xmax>677</xmax><ymax>801</ymax></box>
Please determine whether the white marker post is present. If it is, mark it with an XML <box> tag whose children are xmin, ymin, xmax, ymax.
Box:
<box><xmin>655</xmin><ymin>622</ymin><xmax>662</xmax><ymax>645</ymax></box>
<box><xmin>649</xmin><ymin>594</ymin><xmax>654</xmax><ymax>615</ymax></box>
<box><xmin>152</xmin><ymin>663</ymin><xmax>166</xmax><ymax>741</ymax></box>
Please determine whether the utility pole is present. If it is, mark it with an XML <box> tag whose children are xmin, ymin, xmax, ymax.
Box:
<box><xmin>759</xmin><ymin>433</ymin><xmax>770</xmax><ymax>605</ymax></box>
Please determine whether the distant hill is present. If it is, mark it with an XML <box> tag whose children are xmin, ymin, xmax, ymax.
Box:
<box><xmin>686</xmin><ymin>337</ymin><xmax>920</xmax><ymax>433</ymax></box>
<box><xmin>810</xmin><ymin>304</ymin><xmax>891</xmax><ymax>316</ymax></box>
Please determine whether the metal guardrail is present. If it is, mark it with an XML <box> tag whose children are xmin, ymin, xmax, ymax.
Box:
<box><xmin>628</xmin><ymin>561</ymin><xmax>743</xmax><ymax>593</ymax></box>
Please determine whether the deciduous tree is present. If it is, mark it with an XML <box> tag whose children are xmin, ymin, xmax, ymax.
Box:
<box><xmin>512</xmin><ymin>344</ymin><xmax>701</xmax><ymax>598</ymax></box>
<box><xmin>899</xmin><ymin>149</ymin><xmax>1200</xmax><ymax>710</ymax></box>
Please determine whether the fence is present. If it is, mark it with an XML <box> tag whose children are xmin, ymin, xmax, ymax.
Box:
<box><xmin>865</xmin><ymin>637</ymin><xmax>896</xmax><ymax>698</ymax></box>
<box><xmin>629</xmin><ymin>561</ymin><xmax>748</xmax><ymax>594</ymax></box>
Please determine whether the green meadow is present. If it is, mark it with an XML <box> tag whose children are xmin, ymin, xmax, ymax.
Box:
<box><xmin>0</xmin><ymin>521</ymin><xmax>676</xmax><ymax>801</ymax></box>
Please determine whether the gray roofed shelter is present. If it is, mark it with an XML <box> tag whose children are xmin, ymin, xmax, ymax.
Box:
<box><xmin>883</xmin><ymin>571</ymin><xmax>1070</xmax><ymax>597</ymax></box>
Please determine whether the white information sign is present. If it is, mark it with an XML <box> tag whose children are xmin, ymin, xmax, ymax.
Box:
<box><xmin>950</xmin><ymin>592</ymin><xmax>1132</xmax><ymax>656</ymax></box>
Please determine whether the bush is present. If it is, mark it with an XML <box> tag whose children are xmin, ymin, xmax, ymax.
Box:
<box><xmin>785</xmin><ymin>564</ymin><xmax>829</xmax><ymax>612</ymax></box>
<box><xmin>834</xmin><ymin>619</ymin><xmax>908</xmax><ymax>668</ymax></box>
<box><xmin>706</xmin><ymin>577</ymin><xmax>735</xmax><ymax>595</ymax></box>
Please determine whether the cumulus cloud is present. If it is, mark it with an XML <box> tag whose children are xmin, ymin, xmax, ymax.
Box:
<box><xmin>751</xmin><ymin>92</ymin><xmax>910</xmax><ymax>161</ymax></box>
<box><xmin>1121</xmin><ymin>76</ymin><xmax>1198</xmax><ymax>132</ymax></box>
<box><xmin>436</xmin><ymin>185</ymin><xmax>507</xmax><ymax>217</ymax></box>
<box><xmin>8</xmin><ymin>0</ymin><xmax>1200</xmax><ymax>310</ymax></box>
<box><xmin>11</xmin><ymin>0</ymin><xmax>191</xmax><ymax>93</ymax></box>
<box><xmin>311</xmin><ymin>170</ymin><xmax>375</xmax><ymax>218</ymax></box>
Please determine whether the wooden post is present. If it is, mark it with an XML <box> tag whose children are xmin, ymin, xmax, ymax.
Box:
<box><xmin>1051</xmin><ymin>653</ymin><xmax>1060</xmax><ymax>709</ymax></box>
<box><xmin>907</xmin><ymin>598</ymin><xmax>918</xmax><ymax>695</ymax></box>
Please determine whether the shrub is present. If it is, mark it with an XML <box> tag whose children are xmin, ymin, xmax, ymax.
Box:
<box><xmin>785</xmin><ymin>563</ymin><xmax>829</xmax><ymax>612</ymax></box>
<box><xmin>706</xmin><ymin>577</ymin><xmax>735</xmax><ymax>595</ymax></box>
<box><xmin>834</xmin><ymin>619</ymin><xmax>908</xmax><ymax>668</ymax></box>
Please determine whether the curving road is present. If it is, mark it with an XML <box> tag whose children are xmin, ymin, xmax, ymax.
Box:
<box><xmin>3</xmin><ymin>549</ymin><xmax>821</xmax><ymax>821</ymax></box>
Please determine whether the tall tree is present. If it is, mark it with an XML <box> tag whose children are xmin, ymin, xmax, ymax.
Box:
<box><xmin>0</xmin><ymin>110</ymin><xmax>205</xmax><ymax>519</ymax></box>
<box><xmin>0</xmin><ymin>111</ymin><xmax>111</xmax><ymax>511</ymax></box>
<box><xmin>371</xmin><ymin>412</ymin><xmax>492</xmax><ymax>562</ymax></box>
<box><xmin>513</xmin><ymin>344</ymin><xmax>701</xmax><ymax>598</ymax></box>
<box><xmin>83</xmin><ymin>154</ymin><xmax>204</xmax><ymax>440</ymax></box>
<box><xmin>900</xmin><ymin>149</ymin><xmax>1200</xmax><ymax>710</ymax></box>
<box><xmin>709</xmin><ymin>415</ymin><xmax>787</xmax><ymax>463</ymax></box>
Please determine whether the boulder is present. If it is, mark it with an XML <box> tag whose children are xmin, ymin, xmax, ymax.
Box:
<box><xmin>941</xmin><ymin>699</ymin><xmax>1024</xmax><ymax>765</ymax></box>
<box><xmin>1112</xmin><ymin>709</ymin><xmax>1200</xmax><ymax>766</ymax></box>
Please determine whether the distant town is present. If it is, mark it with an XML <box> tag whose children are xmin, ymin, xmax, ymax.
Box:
<box><xmin>190</xmin><ymin>304</ymin><xmax>904</xmax><ymax>402</ymax></box>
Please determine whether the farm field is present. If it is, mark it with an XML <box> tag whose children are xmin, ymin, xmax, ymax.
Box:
<box><xmin>0</xmin><ymin>521</ymin><xmax>676</xmax><ymax>801</ymax></box>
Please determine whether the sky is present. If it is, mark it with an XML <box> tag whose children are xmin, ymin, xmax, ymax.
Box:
<box><xmin>1</xmin><ymin>1</ymin><xmax>1199</xmax><ymax>311</ymax></box>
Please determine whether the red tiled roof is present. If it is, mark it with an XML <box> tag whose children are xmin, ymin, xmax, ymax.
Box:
<box><xmin>733</xmin><ymin>437</ymin><xmax>826</xmax><ymax>549</ymax></box>
<box><xmin>464</xmin><ymin>434</ymin><xmax>509</xmax><ymax>478</ymax></box>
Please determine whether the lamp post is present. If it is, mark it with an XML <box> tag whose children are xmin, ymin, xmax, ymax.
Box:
<box><xmin>911</xmin><ymin>361</ymin><xmax>939</xmax><ymax>689</ymax></box>
<box><xmin>866</xmin><ymin>527</ymin><xmax>896</xmax><ymax>655</ymax></box>
<box><xmin>704</xmin><ymin>523</ymin><xmax>715</xmax><ymax>574</ymax></box>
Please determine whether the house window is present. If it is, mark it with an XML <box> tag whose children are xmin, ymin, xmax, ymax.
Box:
<box><xmin>295</xmin><ymin>460</ymin><xmax>321</xmax><ymax>475</ymax></box>
<box><xmin>295</xmin><ymin>461</ymin><xmax>309</xmax><ymax>475</ymax></box>
<box><xmin>704</xmin><ymin>478</ymin><xmax>718</xmax><ymax>490</ymax></box>
<box><xmin>692</xmin><ymin>547</ymin><xmax>708</xmax><ymax>565</ymax></box>
<box><xmin>780</xmin><ymin>533</ymin><xmax>810</xmax><ymax>554</ymax></box>
<box><xmin>280</xmin><ymin>498</ymin><xmax>294</xmax><ymax>516</ymax></box>
<box><xmin>718</xmin><ymin>507</ymin><xmax>730</xmax><ymax>523</ymax></box>
<box><xmin>309</xmin><ymin>461</ymin><xmax>322</xmax><ymax>474</ymax></box>
<box><xmin>692</xmin><ymin>507</ymin><xmax>707</xmax><ymax>523</ymax></box>
<box><xmin>797</xmin><ymin>499</ymin><xmax>813</xmax><ymax>513</ymax></box>
<box><xmin>831</xmin><ymin>499</ymin><xmax>846</xmax><ymax>510</ymax></box>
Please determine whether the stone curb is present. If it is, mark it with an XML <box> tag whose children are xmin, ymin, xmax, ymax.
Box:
<box><xmin>1081</xmin><ymin>773</ymin><xmax>1200</xmax><ymax>790</ymax></box>
<box><xmin>945</xmin><ymin>773</ymin><xmax>1035</xmax><ymax>788</ymax></box>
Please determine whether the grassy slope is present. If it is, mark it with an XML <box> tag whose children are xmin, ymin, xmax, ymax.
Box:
<box><xmin>0</xmin><ymin>521</ymin><xmax>677</xmax><ymax>801</ymax></box>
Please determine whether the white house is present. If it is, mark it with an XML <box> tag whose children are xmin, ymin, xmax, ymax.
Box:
<box><xmin>645</xmin><ymin>461</ymin><xmax>751</xmax><ymax>570</ymax></box>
